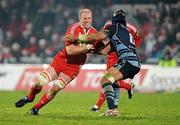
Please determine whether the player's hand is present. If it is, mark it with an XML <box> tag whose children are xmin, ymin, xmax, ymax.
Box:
<box><xmin>78</xmin><ymin>34</ymin><xmax>87</xmax><ymax>41</ymax></box>
<box><xmin>78</xmin><ymin>34</ymin><xmax>94</xmax><ymax>44</ymax></box>
<box><xmin>86</xmin><ymin>44</ymin><xmax>95</xmax><ymax>53</ymax></box>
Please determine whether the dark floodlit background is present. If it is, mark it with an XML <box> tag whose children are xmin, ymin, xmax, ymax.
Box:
<box><xmin>0</xmin><ymin>0</ymin><xmax>179</xmax><ymax>65</ymax></box>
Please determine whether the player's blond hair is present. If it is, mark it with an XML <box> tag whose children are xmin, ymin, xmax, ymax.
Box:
<box><xmin>79</xmin><ymin>9</ymin><xmax>92</xmax><ymax>17</ymax></box>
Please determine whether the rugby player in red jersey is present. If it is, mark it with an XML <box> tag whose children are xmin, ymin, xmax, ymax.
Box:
<box><xmin>15</xmin><ymin>9</ymin><xmax>98</xmax><ymax>115</ymax></box>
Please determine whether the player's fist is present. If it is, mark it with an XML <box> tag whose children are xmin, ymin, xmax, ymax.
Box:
<box><xmin>86</xmin><ymin>44</ymin><xmax>95</xmax><ymax>53</ymax></box>
<box><xmin>78</xmin><ymin>34</ymin><xmax>87</xmax><ymax>42</ymax></box>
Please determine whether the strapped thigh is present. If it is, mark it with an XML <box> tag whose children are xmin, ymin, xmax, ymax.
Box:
<box><xmin>102</xmin><ymin>71</ymin><xmax>116</xmax><ymax>83</ymax></box>
<box><xmin>53</xmin><ymin>77</ymin><xmax>67</xmax><ymax>89</ymax></box>
<box><xmin>38</xmin><ymin>71</ymin><xmax>52</xmax><ymax>85</ymax></box>
<box><xmin>38</xmin><ymin>66</ymin><xmax>58</xmax><ymax>86</ymax></box>
<box><xmin>53</xmin><ymin>72</ymin><xmax>75</xmax><ymax>89</ymax></box>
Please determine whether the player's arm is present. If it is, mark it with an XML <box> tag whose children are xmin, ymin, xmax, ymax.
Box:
<box><xmin>63</xmin><ymin>24</ymin><xmax>79</xmax><ymax>43</ymax></box>
<box><xmin>77</xmin><ymin>25</ymin><xmax>116</xmax><ymax>55</ymax></box>
<box><xmin>64</xmin><ymin>33</ymin><xmax>97</xmax><ymax>45</ymax></box>
<box><xmin>79</xmin><ymin>25</ymin><xmax>116</xmax><ymax>43</ymax></box>
<box><xmin>79</xmin><ymin>31</ymin><xmax>107</xmax><ymax>42</ymax></box>
<box><xmin>64</xmin><ymin>34</ymin><xmax>78</xmax><ymax>43</ymax></box>
<box><xmin>95</xmin><ymin>43</ymin><xmax>111</xmax><ymax>55</ymax></box>
<box><xmin>64</xmin><ymin>25</ymin><xmax>94</xmax><ymax>55</ymax></box>
<box><xmin>92</xmin><ymin>38</ymin><xmax>111</xmax><ymax>55</ymax></box>
<box><xmin>66</xmin><ymin>44</ymin><xmax>94</xmax><ymax>55</ymax></box>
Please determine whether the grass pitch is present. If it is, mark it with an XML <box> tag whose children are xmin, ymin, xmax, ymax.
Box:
<box><xmin>0</xmin><ymin>91</ymin><xmax>180</xmax><ymax>125</ymax></box>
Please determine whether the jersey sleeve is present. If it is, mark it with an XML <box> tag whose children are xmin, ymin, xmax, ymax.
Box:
<box><xmin>104</xmin><ymin>25</ymin><xmax>116</xmax><ymax>38</ymax></box>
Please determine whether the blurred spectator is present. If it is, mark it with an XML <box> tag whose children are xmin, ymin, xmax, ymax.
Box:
<box><xmin>27</xmin><ymin>36</ymin><xmax>38</xmax><ymax>56</ymax></box>
<box><xmin>37</xmin><ymin>39</ymin><xmax>47</xmax><ymax>59</ymax></box>
<box><xmin>144</xmin><ymin>33</ymin><xmax>156</xmax><ymax>57</ymax></box>
<box><xmin>33</xmin><ymin>2</ymin><xmax>55</xmax><ymax>37</ymax></box>
<box><xmin>11</xmin><ymin>42</ymin><xmax>21</xmax><ymax>62</ymax></box>
<box><xmin>0</xmin><ymin>0</ymin><xmax>179</xmax><ymax>65</ymax></box>
<box><xmin>158</xmin><ymin>46</ymin><xmax>177</xmax><ymax>67</ymax></box>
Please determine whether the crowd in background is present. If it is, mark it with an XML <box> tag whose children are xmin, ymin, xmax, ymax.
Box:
<box><xmin>0</xmin><ymin>0</ymin><xmax>179</xmax><ymax>65</ymax></box>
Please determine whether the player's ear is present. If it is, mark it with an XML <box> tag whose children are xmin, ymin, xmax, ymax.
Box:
<box><xmin>79</xmin><ymin>16</ymin><xmax>82</xmax><ymax>23</ymax></box>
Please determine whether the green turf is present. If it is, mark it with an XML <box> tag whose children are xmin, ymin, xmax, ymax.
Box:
<box><xmin>0</xmin><ymin>91</ymin><xmax>180</xmax><ymax>125</ymax></box>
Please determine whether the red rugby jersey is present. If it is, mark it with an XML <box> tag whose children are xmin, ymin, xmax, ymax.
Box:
<box><xmin>59</xmin><ymin>22</ymin><xmax>97</xmax><ymax>65</ymax></box>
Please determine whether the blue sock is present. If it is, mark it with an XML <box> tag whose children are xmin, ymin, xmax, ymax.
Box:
<box><xmin>102</xmin><ymin>83</ymin><xmax>115</xmax><ymax>109</ymax></box>
<box><xmin>114</xmin><ymin>87</ymin><xmax>120</xmax><ymax>108</ymax></box>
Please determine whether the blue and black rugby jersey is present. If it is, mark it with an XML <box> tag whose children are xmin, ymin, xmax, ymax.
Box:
<box><xmin>104</xmin><ymin>24</ymin><xmax>140</xmax><ymax>68</ymax></box>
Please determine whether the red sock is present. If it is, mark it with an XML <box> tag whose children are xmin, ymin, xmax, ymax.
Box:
<box><xmin>28</xmin><ymin>86</ymin><xmax>42</xmax><ymax>101</ymax></box>
<box><xmin>119</xmin><ymin>81</ymin><xmax>131</xmax><ymax>90</ymax></box>
<box><xmin>96</xmin><ymin>91</ymin><xmax>106</xmax><ymax>109</ymax></box>
<box><xmin>34</xmin><ymin>94</ymin><xmax>52</xmax><ymax>110</ymax></box>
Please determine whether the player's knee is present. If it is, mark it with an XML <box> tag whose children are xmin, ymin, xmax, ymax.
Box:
<box><xmin>101</xmin><ymin>72</ymin><xmax>115</xmax><ymax>85</ymax></box>
<box><xmin>100</xmin><ymin>78</ymin><xmax>109</xmax><ymax>85</ymax></box>
<box><xmin>48</xmin><ymin>79</ymin><xmax>66</xmax><ymax>98</ymax></box>
<box><xmin>53</xmin><ymin>79</ymin><xmax>67</xmax><ymax>90</ymax></box>
<box><xmin>48</xmin><ymin>78</ymin><xmax>67</xmax><ymax>98</ymax></box>
<box><xmin>48</xmin><ymin>86</ymin><xmax>58</xmax><ymax>97</ymax></box>
<box><xmin>33</xmin><ymin>84</ymin><xmax>42</xmax><ymax>89</ymax></box>
<box><xmin>37</xmin><ymin>71</ymin><xmax>52</xmax><ymax>86</ymax></box>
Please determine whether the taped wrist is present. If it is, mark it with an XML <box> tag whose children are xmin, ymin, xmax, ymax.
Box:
<box><xmin>86</xmin><ymin>44</ymin><xmax>93</xmax><ymax>50</ymax></box>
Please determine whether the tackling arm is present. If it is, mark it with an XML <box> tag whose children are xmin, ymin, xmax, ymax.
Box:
<box><xmin>66</xmin><ymin>44</ymin><xmax>94</xmax><ymax>55</ymax></box>
<box><xmin>64</xmin><ymin>34</ymin><xmax>78</xmax><ymax>43</ymax></box>
<box><xmin>93</xmin><ymin>38</ymin><xmax>111</xmax><ymax>55</ymax></box>
<box><xmin>79</xmin><ymin>30</ymin><xmax>108</xmax><ymax>42</ymax></box>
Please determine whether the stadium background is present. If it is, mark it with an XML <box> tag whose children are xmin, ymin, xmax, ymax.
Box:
<box><xmin>0</xmin><ymin>0</ymin><xmax>179</xmax><ymax>64</ymax></box>
<box><xmin>0</xmin><ymin>0</ymin><xmax>180</xmax><ymax>125</ymax></box>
